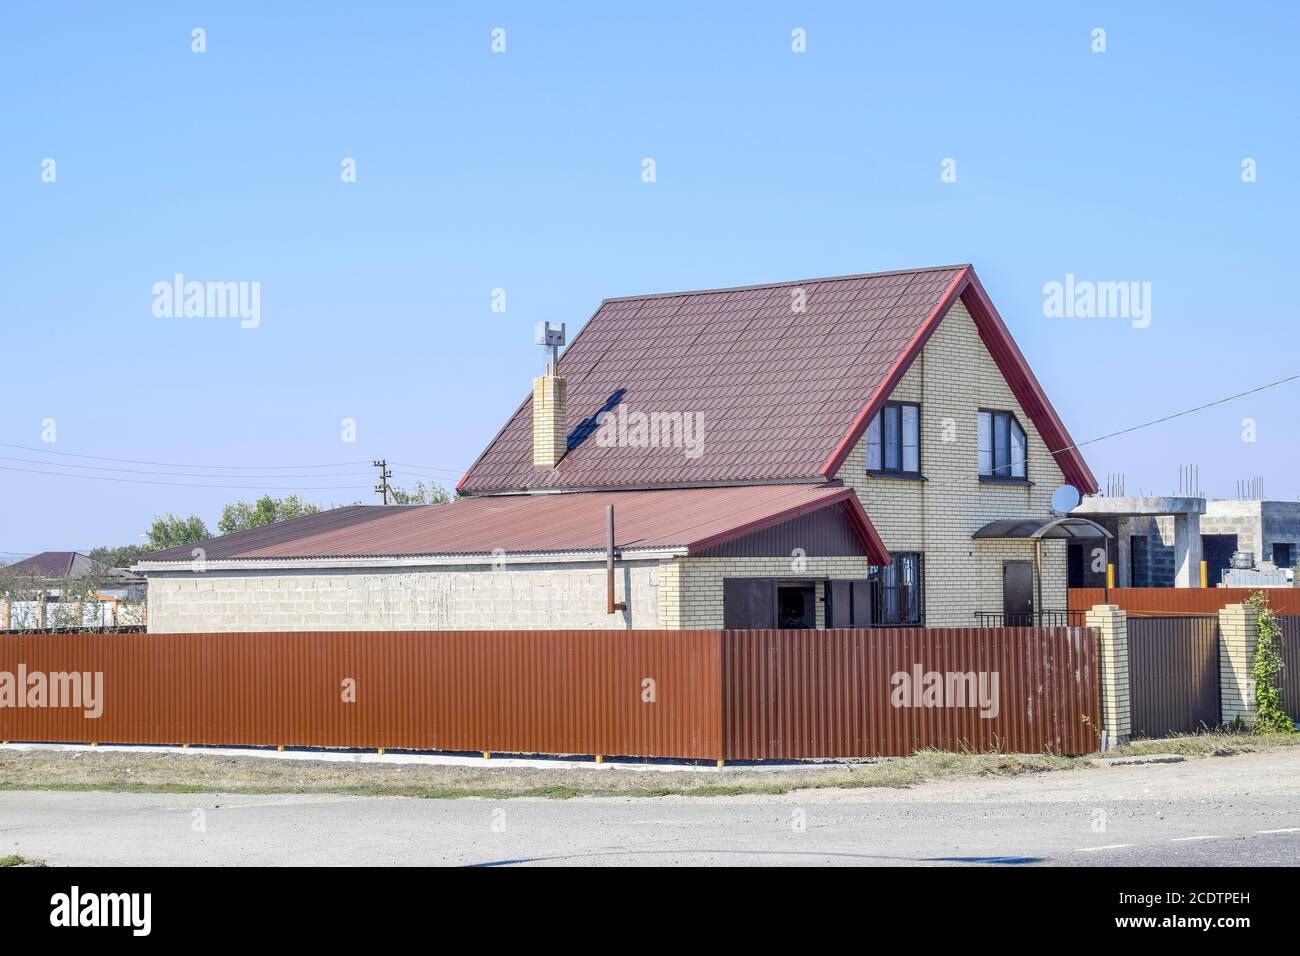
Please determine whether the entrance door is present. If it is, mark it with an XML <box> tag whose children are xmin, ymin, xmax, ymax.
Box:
<box><xmin>723</xmin><ymin>578</ymin><xmax>776</xmax><ymax>629</ymax></box>
<box><xmin>776</xmin><ymin>582</ymin><xmax>817</xmax><ymax>629</ymax></box>
<box><xmin>1002</xmin><ymin>561</ymin><xmax>1034</xmax><ymax>626</ymax></box>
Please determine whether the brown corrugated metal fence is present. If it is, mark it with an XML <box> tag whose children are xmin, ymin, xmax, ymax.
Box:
<box><xmin>0</xmin><ymin>630</ymin><xmax>724</xmax><ymax>759</ymax></box>
<box><xmin>721</xmin><ymin>627</ymin><xmax>1100</xmax><ymax>758</ymax></box>
<box><xmin>1281</xmin><ymin>617</ymin><xmax>1300</xmax><ymax>720</ymax></box>
<box><xmin>1126</xmin><ymin>616</ymin><xmax>1221</xmax><ymax>738</ymax></box>
<box><xmin>1069</xmin><ymin>587</ymin><xmax>1300</xmax><ymax>616</ymax></box>
<box><xmin>0</xmin><ymin>626</ymin><xmax>1102</xmax><ymax>759</ymax></box>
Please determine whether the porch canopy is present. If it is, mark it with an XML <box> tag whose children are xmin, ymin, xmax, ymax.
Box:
<box><xmin>971</xmin><ymin>516</ymin><xmax>1113</xmax><ymax>541</ymax></box>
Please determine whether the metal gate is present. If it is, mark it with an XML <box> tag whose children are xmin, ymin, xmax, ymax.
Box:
<box><xmin>1127</xmin><ymin>616</ymin><xmax>1220</xmax><ymax>737</ymax></box>
<box><xmin>1281</xmin><ymin>617</ymin><xmax>1300</xmax><ymax>720</ymax></box>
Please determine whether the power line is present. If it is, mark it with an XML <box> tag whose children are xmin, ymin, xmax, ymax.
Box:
<box><xmin>925</xmin><ymin>370</ymin><xmax>1300</xmax><ymax>491</ymax></box>
<box><xmin>0</xmin><ymin>441</ymin><xmax>468</xmax><ymax>478</ymax></box>
<box><xmin>387</xmin><ymin>461</ymin><xmax>467</xmax><ymax>476</ymax></box>
<box><xmin>0</xmin><ymin>463</ymin><xmax>370</xmax><ymax>491</ymax></box>
<box><xmin>0</xmin><ymin>453</ymin><xmax>372</xmax><ymax>481</ymax></box>
<box><xmin>0</xmin><ymin>441</ymin><xmax>373</xmax><ymax>471</ymax></box>
<box><xmin>1060</xmin><ymin>372</ymin><xmax>1300</xmax><ymax>454</ymax></box>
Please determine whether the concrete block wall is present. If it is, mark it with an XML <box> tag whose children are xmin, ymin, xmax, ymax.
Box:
<box><xmin>1261</xmin><ymin>501</ymin><xmax>1300</xmax><ymax>570</ymax></box>
<box><xmin>837</xmin><ymin>299</ymin><xmax>1072</xmax><ymax>627</ymax></box>
<box><xmin>1201</xmin><ymin>500</ymin><xmax>1300</xmax><ymax>571</ymax></box>
<box><xmin>1114</xmin><ymin>515</ymin><xmax>1176</xmax><ymax>587</ymax></box>
<box><xmin>146</xmin><ymin>561</ymin><xmax>660</xmax><ymax>633</ymax></box>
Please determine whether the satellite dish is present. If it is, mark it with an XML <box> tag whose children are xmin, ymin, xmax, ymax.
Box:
<box><xmin>1051</xmin><ymin>484</ymin><xmax>1082</xmax><ymax>515</ymax></box>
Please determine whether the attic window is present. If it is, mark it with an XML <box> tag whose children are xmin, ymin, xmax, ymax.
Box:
<box><xmin>866</xmin><ymin>402</ymin><xmax>920</xmax><ymax>475</ymax></box>
<box><xmin>979</xmin><ymin>409</ymin><xmax>1027</xmax><ymax>480</ymax></box>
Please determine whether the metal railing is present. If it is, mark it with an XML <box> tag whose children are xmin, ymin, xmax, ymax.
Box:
<box><xmin>974</xmin><ymin>610</ymin><xmax>1088</xmax><ymax>628</ymax></box>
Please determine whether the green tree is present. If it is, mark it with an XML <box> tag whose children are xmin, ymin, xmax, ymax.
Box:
<box><xmin>89</xmin><ymin>543</ymin><xmax>152</xmax><ymax>569</ymax></box>
<box><xmin>146</xmin><ymin>514</ymin><xmax>210</xmax><ymax>550</ymax></box>
<box><xmin>219</xmin><ymin>494</ymin><xmax>321</xmax><ymax>535</ymax></box>
<box><xmin>388</xmin><ymin>481</ymin><xmax>451</xmax><ymax>505</ymax></box>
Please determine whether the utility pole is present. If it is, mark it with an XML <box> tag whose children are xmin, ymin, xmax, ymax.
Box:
<box><xmin>373</xmin><ymin>459</ymin><xmax>392</xmax><ymax>504</ymax></box>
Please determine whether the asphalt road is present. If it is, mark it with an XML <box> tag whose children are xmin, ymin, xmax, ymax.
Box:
<box><xmin>2</xmin><ymin>750</ymin><xmax>1298</xmax><ymax>866</ymax></box>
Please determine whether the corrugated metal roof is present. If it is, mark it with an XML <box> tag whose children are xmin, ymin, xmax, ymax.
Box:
<box><xmin>138</xmin><ymin>485</ymin><xmax>889</xmax><ymax>565</ymax></box>
<box><xmin>3</xmin><ymin>551</ymin><xmax>134</xmax><ymax>580</ymax></box>
<box><xmin>142</xmin><ymin>505</ymin><xmax>425</xmax><ymax>562</ymax></box>
<box><xmin>5</xmin><ymin>551</ymin><xmax>81</xmax><ymax>577</ymax></box>
<box><xmin>459</xmin><ymin>266</ymin><xmax>969</xmax><ymax>493</ymax></box>
<box><xmin>457</xmin><ymin>264</ymin><xmax>1098</xmax><ymax>495</ymax></box>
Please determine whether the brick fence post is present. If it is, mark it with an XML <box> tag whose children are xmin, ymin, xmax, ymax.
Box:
<box><xmin>1086</xmin><ymin>604</ymin><xmax>1130</xmax><ymax>749</ymax></box>
<box><xmin>1218</xmin><ymin>603</ymin><xmax>1258</xmax><ymax>727</ymax></box>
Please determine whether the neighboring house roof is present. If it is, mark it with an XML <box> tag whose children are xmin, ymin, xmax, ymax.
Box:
<box><xmin>4</xmin><ymin>551</ymin><xmax>142</xmax><ymax>585</ymax></box>
<box><xmin>458</xmin><ymin>265</ymin><xmax>1096</xmax><ymax>495</ymax></box>
<box><xmin>5</xmin><ymin>551</ymin><xmax>87</xmax><ymax>577</ymax></box>
<box><xmin>137</xmin><ymin>485</ymin><xmax>889</xmax><ymax>566</ymax></box>
<box><xmin>8</xmin><ymin>551</ymin><xmax>98</xmax><ymax>578</ymax></box>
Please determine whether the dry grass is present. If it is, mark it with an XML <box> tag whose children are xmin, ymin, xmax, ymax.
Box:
<box><xmin>1107</xmin><ymin>730</ymin><xmax>1300</xmax><ymax>759</ymax></box>
<box><xmin>0</xmin><ymin>733</ymin><xmax>1292</xmax><ymax>801</ymax></box>
<box><xmin>0</xmin><ymin>747</ymin><xmax>1070</xmax><ymax>800</ymax></box>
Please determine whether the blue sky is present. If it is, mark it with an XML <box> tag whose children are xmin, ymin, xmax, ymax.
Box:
<box><xmin>2</xmin><ymin>2</ymin><xmax>1297</xmax><ymax>556</ymax></box>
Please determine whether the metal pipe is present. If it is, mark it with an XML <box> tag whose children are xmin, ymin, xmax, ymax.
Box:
<box><xmin>1034</xmin><ymin>539</ymin><xmax>1043</xmax><ymax>627</ymax></box>
<box><xmin>607</xmin><ymin>504</ymin><xmax>626</xmax><ymax>615</ymax></box>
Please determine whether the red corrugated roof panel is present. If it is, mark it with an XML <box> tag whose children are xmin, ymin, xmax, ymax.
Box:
<box><xmin>138</xmin><ymin>485</ymin><xmax>890</xmax><ymax>565</ymax></box>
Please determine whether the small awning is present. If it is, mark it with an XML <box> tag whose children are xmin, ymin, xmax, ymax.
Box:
<box><xmin>972</xmin><ymin>516</ymin><xmax>1113</xmax><ymax>541</ymax></box>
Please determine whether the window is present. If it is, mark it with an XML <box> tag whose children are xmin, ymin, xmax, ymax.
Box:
<box><xmin>1273</xmin><ymin>543</ymin><xmax>1294</xmax><ymax>569</ymax></box>
<box><xmin>870</xmin><ymin>552</ymin><xmax>924</xmax><ymax>625</ymax></box>
<box><xmin>978</xmin><ymin>409</ymin><xmax>1027</xmax><ymax>480</ymax></box>
<box><xmin>866</xmin><ymin>402</ymin><xmax>920</xmax><ymax>475</ymax></box>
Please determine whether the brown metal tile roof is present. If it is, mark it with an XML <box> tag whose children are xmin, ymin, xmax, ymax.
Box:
<box><xmin>458</xmin><ymin>265</ymin><xmax>969</xmax><ymax>493</ymax></box>
<box><xmin>137</xmin><ymin>485</ymin><xmax>889</xmax><ymax>565</ymax></box>
<box><xmin>141</xmin><ymin>505</ymin><xmax>426</xmax><ymax>562</ymax></box>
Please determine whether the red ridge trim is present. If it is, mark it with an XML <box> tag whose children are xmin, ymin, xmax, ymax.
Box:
<box><xmin>960</xmin><ymin>272</ymin><xmax>1098</xmax><ymax>494</ymax></box>
<box><xmin>838</xmin><ymin>496</ymin><xmax>892</xmax><ymax>565</ymax></box>
<box><xmin>684</xmin><ymin>487</ymin><xmax>888</xmax><ymax>563</ymax></box>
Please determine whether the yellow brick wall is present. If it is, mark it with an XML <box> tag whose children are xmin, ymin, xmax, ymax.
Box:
<box><xmin>1086</xmin><ymin>604</ymin><xmax>1131</xmax><ymax>744</ymax></box>
<box><xmin>531</xmin><ymin>375</ymin><xmax>567</xmax><ymax>469</ymax></box>
<box><xmin>657</xmin><ymin>558</ymin><xmax>683</xmax><ymax>629</ymax></box>
<box><xmin>1218</xmin><ymin>603</ymin><xmax>1258</xmax><ymax>725</ymax></box>
<box><xmin>837</xmin><ymin>298</ymin><xmax>1070</xmax><ymax>626</ymax></box>
<box><xmin>673</xmin><ymin>555</ymin><xmax>875</xmax><ymax>629</ymax></box>
<box><xmin>656</xmin><ymin>299</ymin><xmax>1074</xmax><ymax>631</ymax></box>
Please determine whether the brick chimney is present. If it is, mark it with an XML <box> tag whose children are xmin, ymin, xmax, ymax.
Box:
<box><xmin>532</xmin><ymin>372</ymin><xmax>567</xmax><ymax>469</ymax></box>
<box><xmin>532</xmin><ymin>321</ymin><xmax>568</xmax><ymax>469</ymax></box>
